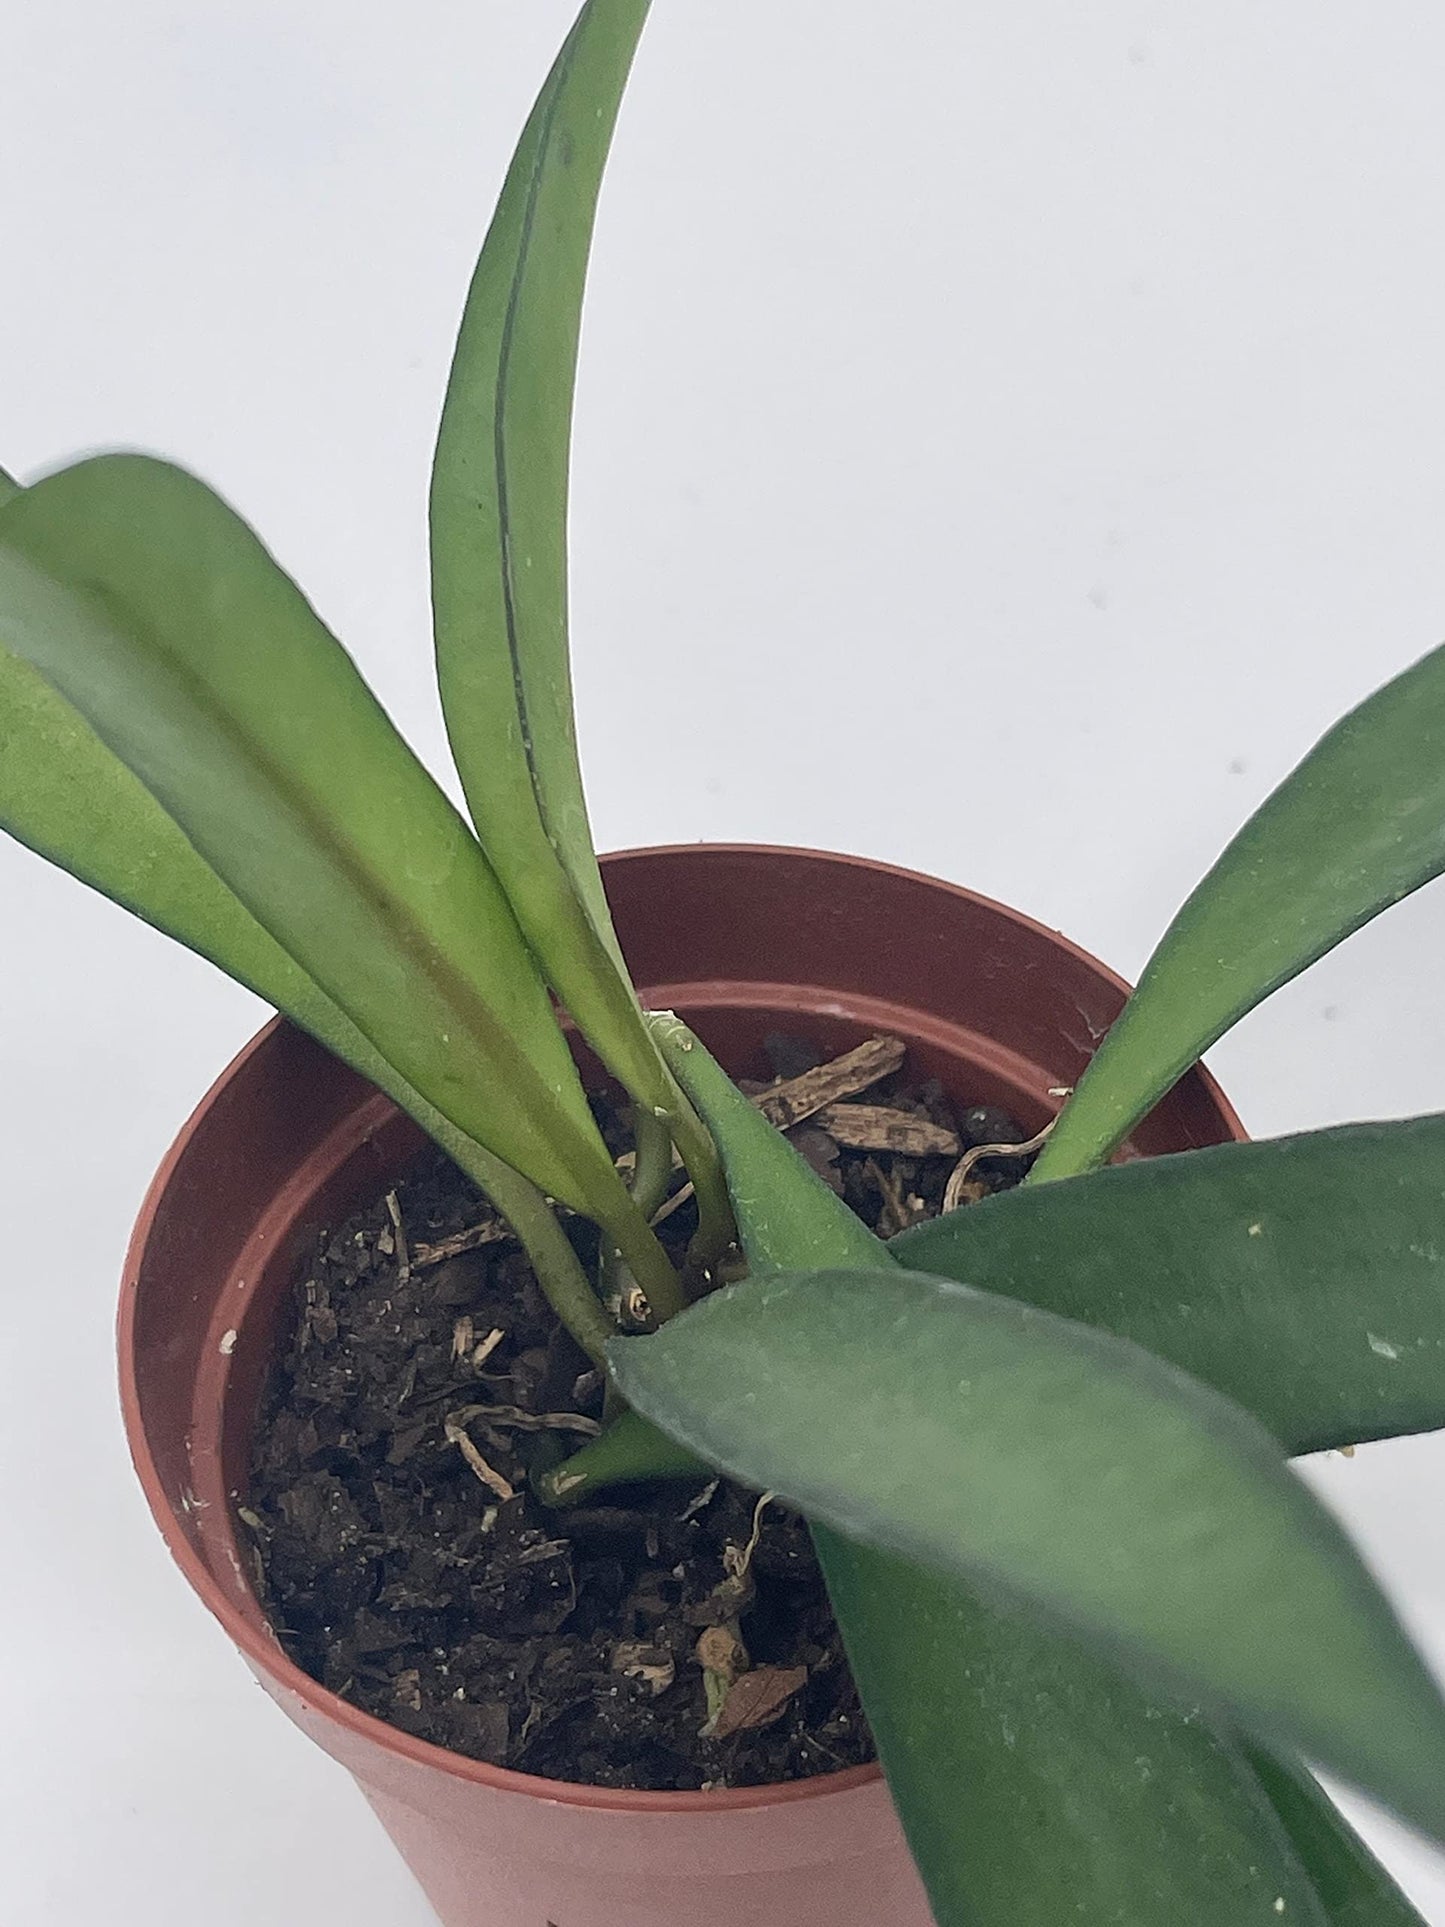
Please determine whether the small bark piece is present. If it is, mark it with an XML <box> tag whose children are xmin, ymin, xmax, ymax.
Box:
<box><xmin>454</xmin><ymin>1699</ymin><xmax>510</xmax><ymax>1763</ymax></box>
<box><xmin>813</xmin><ymin>1103</ymin><xmax>960</xmax><ymax>1157</ymax></box>
<box><xmin>757</xmin><ymin>1036</ymin><xmax>907</xmax><ymax>1131</ymax></box>
<box><xmin>412</xmin><ymin>1218</ymin><xmax>510</xmax><ymax>1268</ymax></box>
<box><xmin>711</xmin><ymin>1665</ymin><xmax>809</xmax><ymax>1739</ymax></box>
<box><xmin>611</xmin><ymin>1641</ymin><xmax>677</xmax><ymax>1698</ymax></box>
<box><xmin>471</xmin><ymin>1327</ymin><xmax>506</xmax><ymax>1370</ymax></box>
<box><xmin>384</xmin><ymin>1190</ymin><xmax>411</xmax><ymax>1282</ymax></box>
<box><xmin>677</xmin><ymin>1479</ymin><xmax>720</xmax><ymax>1524</ymax></box>
<box><xmin>624</xmin><ymin>1036</ymin><xmax>908</xmax><ymax>1202</ymax></box>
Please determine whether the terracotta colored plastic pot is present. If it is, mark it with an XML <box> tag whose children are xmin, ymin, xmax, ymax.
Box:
<box><xmin>119</xmin><ymin>845</ymin><xmax>1243</xmax><ymax>1927</ymax></box>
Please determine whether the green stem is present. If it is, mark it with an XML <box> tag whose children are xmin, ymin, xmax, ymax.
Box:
<box><xmin>630</xmin><ymin>1103</ymin><xmax>676</xmax><ymax>1220</ymax></box>
<box><xmin>595</xmin><ymin>1102</ymin><xmax>675</xmax><ymax>1347</ymax></box>
<box><xmin>653</xmin><ymin>1045</ymin><xmax>737</xmax><ymax>1289</ymax></box>
<box><xmin>1023</xmin><ymin>1090</ymin><xmax>1107</xmax><ymax>1186</ymax></box>
<box><xmin>466</xmin><ymin>1079</ymin><xmax>689</xmax><ymax>1349</ymax></box>
<box><xmin>452</xmin><ymin>1143</ymin><xmax>617</xmax><ymax>1367</ymax></box>
<box><xmin>600</xmin><ymin>1183</ymin><xmax>688</xmax><ymax>1324</ymax></box>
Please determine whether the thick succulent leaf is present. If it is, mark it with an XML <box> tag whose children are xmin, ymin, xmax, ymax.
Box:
<box><xmin>429</xmin><ymin>0</ymin><xmax>732</xmax><ymax>1261</ymax></box>
<box><xmin>1246</xmin><ymin>1749</ymin><xmax>1430</xmax><ymax>1926</ymax></box>
<box><xmin>0</xmin><ymin>454</ymin><xmax>619</xmax><ymax>1218</ymax></box>
<box><xmin>613</xmin><ymin>1260</ymin><xmax>1445</xmax><ymax>1844</ymax></box>
<box><xmin>1034</xmin><ymin>642</ymin><xmax>1445</xmax><ymax>1181</ymax></box>
<box><xmin>895</xmin><ymin>1117</ymin><xmax>1445</xmax><ymax>1454</ymax></box>
<box><xmin>0</xmin><ymin>466</ymin><xmax>18</xmax><ymax>506</ymax></box>
<box><xmin>430</xmin><ymin>1</ymin><xmax>667</xmax><ymax>1090</ymax></box>
<box><xmin>649</xmin><ymin>1012</ymin><xmax>882</xmax><ymax>1272</ymax></box>
<box><xmin>820</xmin><ymin>1542</ymin><xmax>1327</xmax><ymax>1927</ymax></box>
<box><xmin>641</xmin><ymin>1020</ymin><xmax>1392</xmax><ymax>1921</ymax></box>
<box><xmin>539</xmin><ymin>1405</ymin><xmax>712</xmax><ymax>1505</ymax></box>
<box><xmin>0</xmin><ymin>521</ymin><xmax>616</xmax><ymax>1359</ymax></box>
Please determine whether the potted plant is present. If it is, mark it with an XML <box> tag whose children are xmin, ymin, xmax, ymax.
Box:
<box><xmin>3</xmin><ymin>3</ymin><xmax>1445</xmax><ymax>1924</ymax></box>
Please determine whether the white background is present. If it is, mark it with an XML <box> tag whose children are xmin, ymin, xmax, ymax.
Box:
<box><xmin>4</xmin><ymin>1</ymin><xmax>1445</xmax><ymax>1919</ymax></box>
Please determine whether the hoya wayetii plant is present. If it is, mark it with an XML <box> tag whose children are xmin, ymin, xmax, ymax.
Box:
<box><xmin>4</xmin><ymin>4</ymin><xmax>1445</xmax><ymax>1922</ymax></box>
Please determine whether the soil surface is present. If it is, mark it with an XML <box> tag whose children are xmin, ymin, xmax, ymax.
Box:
<box><xmin>244</xmin><ymin>1034</ymin><xmax>1034</xmax><ymax>1790</ymax></box>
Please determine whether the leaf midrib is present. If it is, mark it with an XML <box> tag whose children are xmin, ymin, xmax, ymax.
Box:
<box><xmin>493</xmin><ymin>25</ymin><xmax>582</xmax><ymax>852</ymax></box>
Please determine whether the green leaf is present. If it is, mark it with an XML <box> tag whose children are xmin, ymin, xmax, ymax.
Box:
<box><xmin>0</xmin><ymin>481</ymin><xmax>616</xmax><ymax>1361</ymax></box>
<box><xmin>1245</xmin><ymin>1749</ymin><xmax>1430</xmax><ymax>1926</ymax></box>
<box><xmin>538</xmin><ymin>1405</ymin><xmax>710</xmax><ymax>1505</ymax></box>
<box><xmin>0</xmin><ymin>453</ymin><xmax>621</xmax><ymax>1221</ymax></box>
<box><xmin>1034</xmin><ymin>642</ymin><xmax>1445</xmax><ymax>1182</ymax></box>
<box><xmin>648</xmin><ymin>1012</ymin><xmax>882</xmax><ymax>1273</ymax></box>
<box><xmin>431</xmin><ymin>2</ymin><xmax>653</xmax><ymax>1060</ymax></box>
<box><xmin>895</xmin><ymin>1116</ymin><xmax>1445</xmax><ymax>1454</ymax></box>
<box><xmin>0</xmin><ymin>466</ymin><xmax>19</xmax><ymax>506</ymax></box>
<box><xmin>432</xmin><ymin>0</ymin><xmax>645</xmax><ymax>956</ymax></box>
<box><xmin>819</xmin><ymin>1543</ymin><xmax>1330</xmax><ymax>1927</ymax></box>
<box><xmin>644</xmin><ymin>1020</ymin><xmax>1389</xmax><ymax>1923</ymax></box>
<box><xmin>612</xmin><ymin>1261</ymin><xmax>1445</xmax><ymax>1844</ymax></box>
<box><xmin>430</xmin><ymin>0</ymin><xmax>731</xmax><ymax>1260</ymax></box>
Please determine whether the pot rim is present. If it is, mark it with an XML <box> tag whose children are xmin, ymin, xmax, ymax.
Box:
<box><xmin>117</xmin><ymin>842</ymin><xmax>1243</xmax><ymax>1817</ymax></box>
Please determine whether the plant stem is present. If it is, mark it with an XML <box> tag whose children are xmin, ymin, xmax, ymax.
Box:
<box><xmin>630</xmin><ymin>1103</ymin><xmax>676</xmax><ymax>1220</ymax></box>
<box><xmin>603</xmin><ymin>1185</ymin><xmax>688</xmax><ymax>1323</ymax></box>
<box><xmin>450</xmin><ymin>1142</ymin><xmax>617</xmax><ymax>1367</ymax></box>
<box><xmin>596</xmin><ymin>1101</ymin><xmax>675</xmax><ymax>1343</ymax></box>
<box><xmin>657</xmin><ymin>1060</ymin><xmax>737</xmax><ymax>1289</ymax></box>
<box><xmin>463</xmin><ymin>1090</ymin><xmax>685</xmax><ymax>1348</ymax></box>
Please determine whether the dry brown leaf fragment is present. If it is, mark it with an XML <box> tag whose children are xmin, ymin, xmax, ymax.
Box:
<box><xmin>710</xmin><ymin>1665</ymin><xmax>809</xmax><ymax>1739</ymax></box>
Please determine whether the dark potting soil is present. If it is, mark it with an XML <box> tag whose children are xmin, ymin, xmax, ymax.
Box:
<box><xmin>243</xmin><ymin>1035</ymin><xmax>1035</xmax><ymax>1791</ymax></box>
